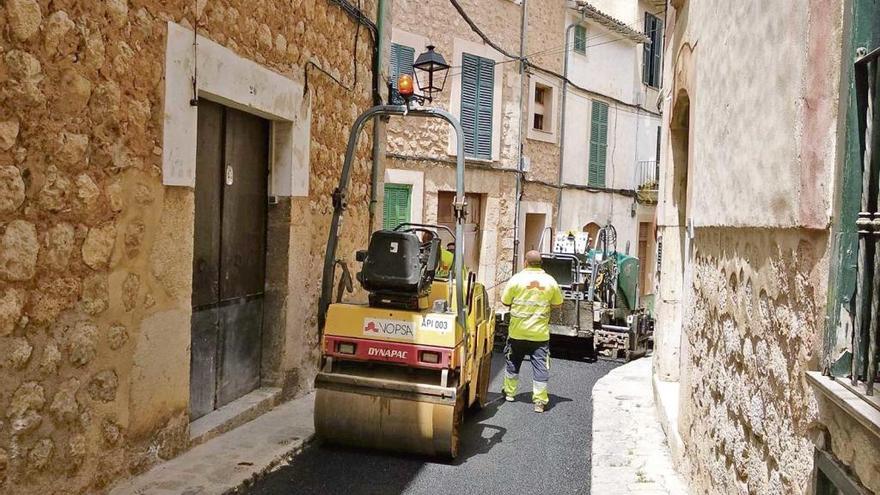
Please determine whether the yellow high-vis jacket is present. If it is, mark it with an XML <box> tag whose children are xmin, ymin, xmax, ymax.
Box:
<box><xmin>501</xmin><ymin>267</ymin><xmax>563</xmax><ymax>341</ymax></box>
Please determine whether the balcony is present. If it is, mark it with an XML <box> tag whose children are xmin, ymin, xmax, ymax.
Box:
<box><xmin>636</xmin><ymin>160</ymin><xmax>659</xmax><ymax>204</ymax></box>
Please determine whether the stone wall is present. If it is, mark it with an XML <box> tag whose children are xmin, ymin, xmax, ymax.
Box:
<box><xmin>0</xmin><ymin>0</ymin><xmax>377</xmax><ymax>493</ymax></box>
<box><xmin>678</xmin><ymin>228</ymin><xmax>829</xmax><ymax>494</ymax></box>
<box><xmin>387</xmin><ymin>0</ymin><xmax>523</xmax><ymax>168</ymax></box>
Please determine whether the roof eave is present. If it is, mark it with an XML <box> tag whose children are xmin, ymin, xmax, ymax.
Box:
<box><xmin>574</xmin><ymin>1</ymin><xmax>651</xmax><ymax>44</ymax></box>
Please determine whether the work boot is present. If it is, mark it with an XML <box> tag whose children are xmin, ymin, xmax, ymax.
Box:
<box><xmin>534</xmin><ymin>402</ymin><xmax>545</xmax><ymax>413</ymax></box>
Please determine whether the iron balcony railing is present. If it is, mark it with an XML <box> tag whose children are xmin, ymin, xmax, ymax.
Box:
<box><xmin>851</xmin><ymin>45</ymin><xmax>880</xmax><ymax>397</ymax></box>
<box><xmin>636</xmin><ymin>160</ymin><xmax>659</xmax><ymax>204</ymax></box>
<box><xmin>636</xmin><ymin>160</ymin><xmax>659</xmax><ymax>190</ymax></box>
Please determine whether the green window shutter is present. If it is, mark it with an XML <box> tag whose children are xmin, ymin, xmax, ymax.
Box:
<box><xmin>653</xmin><ymin>19</ymin><xmax>663</xmax><ymax>87</ymax></box>
<box><xmin>390</xmin><ymin>43</ymin><xmax>415</xmax><ymax>104</ymax></box>
<box><xmin>588</xmin><ymin>100</ymin><xmax>609</xmax><ymax>187</ymax></box>
<box><xmin>574</xmin><ymin>25</ymin><xmax>587</xmax><ymax>55</ymax></box>
<box><xmin>383</xmin><ymin>183</ymin><xmax>412</xmax><ymax>230</ymax></box>
<box><xmin>461</xmin><ymin>53</ymin><xmax>495</xmax><ymax>160</ymax></box>
<box><xmin>642</xmin><ymin>14</ymin><xmax>663</xmax><ymax>88</ymax></box>
<box><xmin>642</xmin><ymin>13</ymin><xmax>652</xmax><ymax>86</ymax></box>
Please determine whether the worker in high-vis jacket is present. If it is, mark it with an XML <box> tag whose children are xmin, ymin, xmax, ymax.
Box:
<box><xmin>500</xmin><ymin>250</ymin><xmax>563</xmax><ymax>413</ymax></box>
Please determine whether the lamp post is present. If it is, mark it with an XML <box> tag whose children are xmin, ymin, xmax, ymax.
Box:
<box><xmin>395</xmin><ymin>45</ymin><xmax>450</xmax><ymax>104</ymax></box>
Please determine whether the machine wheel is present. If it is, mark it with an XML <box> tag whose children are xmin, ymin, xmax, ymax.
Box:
<box><xmin>473</xmin><ymin>351</ymin><xmax>492</xmax><ymax>409</ymax></box>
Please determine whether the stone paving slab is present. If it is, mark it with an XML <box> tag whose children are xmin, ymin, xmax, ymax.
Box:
<box><xmin>591</xmin><ymin>357</ymin><xmax>688</xmax><ymax>495</ymax></box>
<box><xmin>109</xmin><ymin>393</ymin><xmax>315</xmax><ymax>495</ymax></box>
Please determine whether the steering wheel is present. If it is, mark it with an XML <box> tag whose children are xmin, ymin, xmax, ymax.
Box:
<box><xmin>392</xmin><ymin>223</ymin><xmax>456</xmax><ymax>243</ymax></box>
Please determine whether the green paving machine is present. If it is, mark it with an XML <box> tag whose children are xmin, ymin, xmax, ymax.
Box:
<box><xmin>538</xmin><ymin>224</ymin><xmax>653</xmax><ymax>361</ymax></box>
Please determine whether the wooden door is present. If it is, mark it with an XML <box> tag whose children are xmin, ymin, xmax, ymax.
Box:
<box><xmin>190</xmin><ymin>101</ymin><xmax>269</xmax><ymax>420</ymax></box>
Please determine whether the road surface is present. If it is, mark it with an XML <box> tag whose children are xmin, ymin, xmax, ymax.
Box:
<box><xmin>246</xmin><ymin>347</ymin><xmax>618</xmax><ymax>495</ymax></box>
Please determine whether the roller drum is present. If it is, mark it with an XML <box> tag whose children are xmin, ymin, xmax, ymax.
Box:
<box><xmin>314</xmin><ymin>378</ymin><xmax>461</xmax><ymax>458</ymax></box>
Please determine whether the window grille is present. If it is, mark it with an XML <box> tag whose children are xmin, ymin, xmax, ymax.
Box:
<box><xmin>850</xmin><ymin>45</ymin><xmax>880</xmax><ymax>396</ymax></box>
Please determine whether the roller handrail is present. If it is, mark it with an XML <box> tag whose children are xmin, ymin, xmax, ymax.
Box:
<box><xmin>318</xmin><ymin>105</ymin><xmax>469</xmax><ymax>364</ymax></box>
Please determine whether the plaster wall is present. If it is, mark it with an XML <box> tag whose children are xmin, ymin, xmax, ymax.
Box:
<box><xmin>657</xmin><ymin>0</ymin><xmax>839</xmax><ymax>230</ymax></box>
<box><xmin>562</xmin><ymin>93</ymin><xmax>660</xmax><ymax>190</ymax></box>
<box><xmin>588</xmin><ymin>0</ymin><xmax>638</xmax><ymax>26</ymax></box>
<box><xmin>0</xmin><ymin>0</ymin><xmax>378</xmax><ymax>492</ymax></box>
<box><xmin>566</xmin><ymin>19</ymin><xmax>638</xmax><ymax>105</ymax></box>
<box><xmin>558</xmin><ymin>189</ymin><xmax>638</xmax><ymax>253</ymax></box>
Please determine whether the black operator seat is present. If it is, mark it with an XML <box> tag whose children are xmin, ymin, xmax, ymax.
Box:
<box><xmin>358</xmin><ymin>230</ymin><xmax>440</xmax><ymax>296</ymax></box>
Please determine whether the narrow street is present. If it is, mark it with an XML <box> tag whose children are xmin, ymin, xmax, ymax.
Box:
<box><xmin>246</xmin><ymin>349</ymin><xmax>618</xmax><ymax>495</ymax></box>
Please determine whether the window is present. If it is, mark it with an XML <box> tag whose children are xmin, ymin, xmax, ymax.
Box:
<box><xmin>832</xmin><ymin>45</ymin><xmax>880</xmax><ymax>393</ymax></box>
<box><xmin>460</xmin><ymin>52</ymin><xmax>495</xmax><ymax>160</ymax></box>
<box><xmin>382</xmin><ymin>183</ymin><xmax>411</xmax><ymax>230</ymax></box>
<box><xmin>573</xmin><ymin>24</ymin><xmax>587</xmax><ymax>55</ymax></box>
<box><xmin>588</xmin><ymin>100</ymin><xmax>609</xmax><ymax>187</ymax></box>
<box><xmin>533</xmin><ymin>86</ymin><xmax>546</xmax><ymax>130</ymax></box>
<box><xmin>823</xmin><ymin>5</ymin><xmax>880</xmax><ymax>414</ymax></box>
<box><xmin>528</xmin><ymin>77</ymin><xmax>557</xmax><ymax>142</ymax></box>
<box><xmin>643</xmin><ymin>13</ymin><xmax>663</xmax><ymax>88</ymax></box>
<box><xmin>390</xmin><ymin>43</ymin><xmax>415</xmax><ymax>104</ymax></box>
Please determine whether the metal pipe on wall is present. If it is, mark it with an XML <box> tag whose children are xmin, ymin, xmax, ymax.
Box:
<box><xmin>556</xmin><ymin>17</ymin><xmax>582</xmax><ymax>231</ymax></box>
<box><xmin>368</xmin><ymin>0</ymin><xmax>388</xmax><ymax>230</ymax></box>
<box><xmin>512</xmin><ymin>0</ymin><xmax>528</xmax><ymax>275</ymax></box>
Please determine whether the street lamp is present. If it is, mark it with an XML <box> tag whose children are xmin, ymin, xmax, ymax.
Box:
<box><xmin>402</xmin><ymin>45</ymin><xmax>450</xmax><ymax>103</ymax></box>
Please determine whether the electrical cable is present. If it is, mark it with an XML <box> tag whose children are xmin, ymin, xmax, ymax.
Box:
<box><xmin>444</xmin><ymin>0</ymin><xmax>662</xmax><ymax>116</ymax></box>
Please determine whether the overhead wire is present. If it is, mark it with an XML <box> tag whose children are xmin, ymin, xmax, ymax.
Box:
<box><xmin>441</xmin><ymin>1</ymin><xmax>662</xmax><ymax>117</ymax></box>
<box><xmin>443</xmin><ymin>9</ymin><xmax>664</xmax><ymax>73</ymax></box>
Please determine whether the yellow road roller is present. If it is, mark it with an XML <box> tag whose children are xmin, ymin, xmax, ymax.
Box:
<box><xmin>316</xmin><ymin>104</ymin><xmax>494</xmax><ymax>458</ymax></box>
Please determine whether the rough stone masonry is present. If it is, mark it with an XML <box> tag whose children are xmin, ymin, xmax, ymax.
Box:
<box><xmin>0</xmin><ymin>0</ymin><xmax>377</xmax><ymax>493</ymax></box>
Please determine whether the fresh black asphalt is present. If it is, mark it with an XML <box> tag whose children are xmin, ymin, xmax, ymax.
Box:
<box><xmin>246</xmin><ymin>344</ymin><xmax>619</xmax><ymax>495</ymax></box>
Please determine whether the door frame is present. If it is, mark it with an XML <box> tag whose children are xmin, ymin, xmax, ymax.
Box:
<box><xmin>154</xmin><ymin>21</ymin><xmax>312</xmax><ymax>429</ymax></box>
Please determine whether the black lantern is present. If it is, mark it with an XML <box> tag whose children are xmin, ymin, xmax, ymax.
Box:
<box><xmin>413</xmin><ymin>45</ymin><xmax>450</xmax><ymax>101</ymax></box>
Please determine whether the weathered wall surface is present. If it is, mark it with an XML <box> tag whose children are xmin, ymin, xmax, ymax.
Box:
<box><xmin>679</xmin><ymin>228</ymin><xmax>828</xmax><ymax>494</ymax></box>
<box><xmin>659</xmin><ymin>0</ymin><xmax>841</xmax><ymax>230</ymax></box>
<box><xmin>0</xmin><ymin>0</ymin><xmax>376</xmax><ymax>493</ymax></box>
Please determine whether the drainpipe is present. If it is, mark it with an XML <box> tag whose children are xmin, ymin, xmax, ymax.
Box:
<box><xmin>368</xmin><ymin>0</ymin><xmax>388</xmax><ymax>230</ymax></box>
<box><xmin>512</xmin><ymin>0</ymin><xmax>528</xmax><ymax>274</ymax></box>
<box><xmin>556</xmin><ymin>15</ymin><xmax>580</xmax><ymax>231</ymax></box>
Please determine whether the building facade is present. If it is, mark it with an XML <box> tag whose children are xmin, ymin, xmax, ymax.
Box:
<box><xmin>383</xmin><ymin>0</ymin><xmax>663</xmax><ymax>301</ymax></box>
<box><xmin>559</xmin><ymin>0</ymin><xmax>664</xmax><ymax>299</ymax></box>
<box><xmin>383</xmin><ymin>0</ymin><xmax>567</xmax><ymax>300</ymax></box>
<box><xmin>653</xmin><ymin>0</ymin><xmax>880</xmax><ymax>493</ymax></box>
<box><xmin>0</xmin><ymin>0</ymin><xmax>383</xmax><ymax>492</ymax></box>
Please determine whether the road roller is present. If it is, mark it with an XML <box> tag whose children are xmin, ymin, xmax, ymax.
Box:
<box><xmin>315</xmin><ymin>103</ymin><xmax>494</xmax><ymax>458</ymax></box>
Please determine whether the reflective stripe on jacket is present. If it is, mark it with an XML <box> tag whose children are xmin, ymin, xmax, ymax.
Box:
<box><xmin>500</xmin><ymin>267</ymin><xmax>564</xmax><ymax>341</ymax></box>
